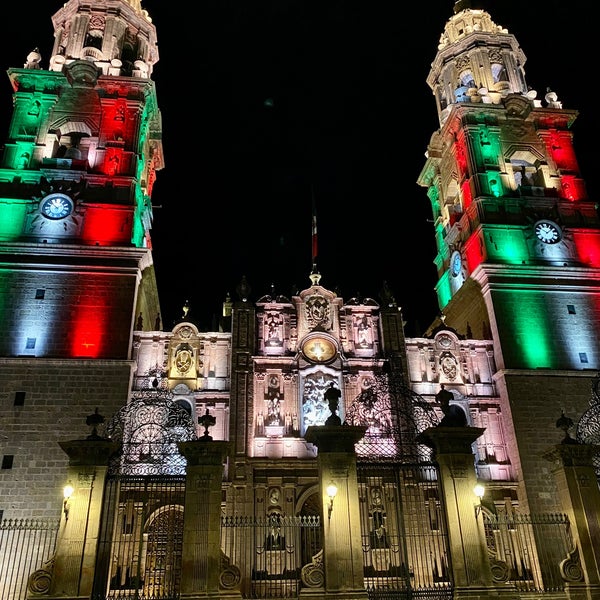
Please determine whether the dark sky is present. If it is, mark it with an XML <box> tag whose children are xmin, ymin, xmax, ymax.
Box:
<box><xmin>1</xmin><ymin>0</ymin><xmax>596</xmax><ymax>335</ymax></box>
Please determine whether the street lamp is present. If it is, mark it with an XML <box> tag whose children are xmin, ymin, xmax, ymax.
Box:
<box><xmin>326</xmin><ymin>482</ymin><xmax>338</xmax><ymax>520</ymax></box>
<box><xmin>63</xmin><ymin>482</ymin><xmax>74</xmax><ymax>521</ymax></box>
<box><xmin>474</xmin><ymin>483</ymin><xmax>485</xmax><ymax>516</ymax></box>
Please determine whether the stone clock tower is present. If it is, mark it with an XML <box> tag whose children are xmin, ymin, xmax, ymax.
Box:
<box><xmin>0</xmin><ymin>0</ymin><xmax>163</xmax><ymax>515</ymax></box>
<box><xmin>0</xmin><ymin>0</ymin><xmax>162</xmax><ymax>360</ymax></box>
<box><xmin>417</xmin><ymin>0</ymin><xmax>600</xmax><ymax>513</ymax></box>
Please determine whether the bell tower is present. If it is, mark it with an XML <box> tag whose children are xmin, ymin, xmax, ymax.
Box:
<box><xmin>0</xmin><ymin>0</ymin><xmax>164</xmax><ymax>516</ymax></box>
<box><xmin>418</xmin><ymin>1</ymin><xmax>599</xmax><ymax>373</ymax></box>
<box><xmin>0</xmin><ymin>0</ymin><xmax>163</xmax><ymax>359</ymax></box>
<box><xmin>417</xmin><ymin>1</ymin><xmax>600</xmax><ymax>514</ymax></box>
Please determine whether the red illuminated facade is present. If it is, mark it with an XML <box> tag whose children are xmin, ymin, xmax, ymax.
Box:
<box><xmin>2</xmin><ymin>2</ymin><xmax>600</xmax><ymax>599</ymax></box>
<box><xmin>0</xmin><ymin>0</ymin><xmax>163</xmax><ymax>360</ymax></box>
<box><xmin>418</xmin><ymin>6</ymin><xmax>600</xmax><ymax>374</ymax></box>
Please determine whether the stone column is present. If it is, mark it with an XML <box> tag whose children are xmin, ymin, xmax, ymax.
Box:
<box><xmin>177</xmin><ymin>440</ymin><xmax>239</xmax><ymax>600</ymax></box>
<box><xmin>417</xmin><ymin>426</ymin><xmax>495</xmax><ymax>596</ymax></box>
<box><xmin>46</xmin><ymin>438</ymin><xmax>119</xmax><ymax>600</ymax></box>
<box><xmin>543</xmin><ymin>442</ymin><xmax>600</xmax><ymax>596</ymax></box>
<box><xmin>304</xmin><ymin>425</ymin><xmax>368</xmax><ymax>600</ymax></box>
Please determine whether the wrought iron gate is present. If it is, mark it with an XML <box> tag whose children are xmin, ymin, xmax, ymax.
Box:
<box><xmin>220</xmin><ymin>514</ymin><xmax>322</xmax><ymax>599</ymax></box>
<box><xmin>92</xmin><ymin>475</ymin><xmax>186</xmax><ymax>600</ymax></box>
<box><xmin>357</xmin><ymin>462</ymin><xmax>453</xmax><ymax>599</ymax></box>
<box><xmin>348</xmin><ymin>368</ymin><xmax>453</xmax><ymax>599</ymax></box>
<box><xmin>91</xmin><ymin>380</ymin><xmax>194</xmax><ymax>600</ymax></box>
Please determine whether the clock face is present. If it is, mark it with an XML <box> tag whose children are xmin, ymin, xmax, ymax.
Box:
<box><xmin>302</xmin><ymin>336</ymin><xmax>337</xmax><ymax>363</ymax></box>
<box><xmin>450</xmin><ymin>251</ymin><xmax>462</xmax><ymax>277</ymax></box>
<box><xmin>534</xmin><ymin>220</ymin><xmax>561</xmax><ymax>244</ymax></box>
<box><xmin>40</xmin><ymin>193</ymin><xmax>73</xmax><ymax>220</ymax></box>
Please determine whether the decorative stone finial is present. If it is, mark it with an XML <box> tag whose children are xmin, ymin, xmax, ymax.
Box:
<box><xmin>199</xmin><ymin>408</ymin><xmax>217</xmax><ymax>441</ymax></box>
<box><xmin>86</xmin><ymin>407</ymin><xmax>106</xmax><ymax>440</ymax></box>
<box><xmin>309</xmin><ymin>265</ymin><xmax>321</xmax><ymax>286</ymax></box>
<box><xmin>556</xmin><ymin>410</ymin><xmax>578</xmax><ymax>444</ymax></box>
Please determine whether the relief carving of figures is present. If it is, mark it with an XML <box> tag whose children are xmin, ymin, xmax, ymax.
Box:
<box><xmin>305</xmin><ymin>295</ymin><xmax>330</xmax><ymax>329</ymax></box>
<box><xmin>265</xmin><ymin>374</ymin><xmax>283</xmax><ymax>426</ymax></box>
<box><xmin>266</xmin><ymin>395</ymin><xmax>281</xmax><ymax>426</ymax></box>
<box><xmin>265</xmin><ymin>312</ymin><xmax>283</xmax><ymax>346</ymax></box>
<box><xmin>354</xmin><ymin>315</ymin><xmax>373</xmax><ymax>348</ymax></box>
<box><xmin>302</xmin><ymin>373</ymin><xmax>335</xmax><ymax>432</ymax></box>
<box><xmin>439</xmin><ymin>351</ymin><xmax>458</xmax><ymax>381</ymax></box>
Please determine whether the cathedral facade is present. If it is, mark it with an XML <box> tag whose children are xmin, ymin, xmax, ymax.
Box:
<box><xmin>1</xmin><ymin>1</ymin><xmax>599</xmax><ymax>599</ymax></box>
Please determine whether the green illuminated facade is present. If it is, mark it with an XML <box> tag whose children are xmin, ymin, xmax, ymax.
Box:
<box><xmin>418</xmin><ymin>8</ymin><xmax>600</xmax><ymax>373</ymax></box>
<box><xmin>0</xmin><ymin>2</ymin><xmax>163</xmax><ymax>360</ymax></box>
<box><xmin>2</xmin><ymin>1</ymin><xmax>600</xmax><ymax>599</ymax></box>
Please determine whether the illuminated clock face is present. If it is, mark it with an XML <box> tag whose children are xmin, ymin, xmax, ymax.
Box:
<box><xmin>302</xmin><ymin>337</ymin><xmax>337</xmax><ymax>363</ymax></box>
<box><xmin>450</xmin><ymin>250</ymin><xmax>462</xmax><ymax>277</ymax></box>
<box><xmin>40</xmin><ymin>193</ymin><xmax>73</xmax><ymax>220</ymax></box>
<box><xmin>534</xmin><ymin>220</ymin><xmax>561</xmax><ymax>244</ymax></box>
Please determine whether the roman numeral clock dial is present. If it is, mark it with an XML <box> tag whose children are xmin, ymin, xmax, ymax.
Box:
<box><xmin>40</xmin><ymin>193</ymin><xmax>74</xmax><ymax>219</ymax></box>
<box><xmin>534</xmin><ymin>220</ymin><xmax>561</xmax><ymax>244</ymax></box>
<box><xmin>28</xmin><ymin>188</ymin><xmax>81</xmax><ymax>238</ymax></box>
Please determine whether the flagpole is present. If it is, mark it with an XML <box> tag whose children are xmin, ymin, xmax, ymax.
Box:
<box><xmin>310</xmin><ymin>185</ymin><xmax>321</xmax><ymax>285</ymax></box>
<box><xmin>311</xmin><ymin>186</ymin><xmax>318</xmax><ymax>270</ymax></box>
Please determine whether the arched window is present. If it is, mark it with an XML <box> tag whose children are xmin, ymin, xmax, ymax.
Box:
<box><xmin>460</xmin><ymin>70</ymin><xmax>476</xmax><ymax>89</ymax></box>
<box><xmin>84</xmin><ymin>30</ymin><xmax>103</xmax><ymax>50</ymax></box>
<box><xmin>491</xmin><ymin>62</ymin><xmax>508</xmax><ymax>83</ymax></box>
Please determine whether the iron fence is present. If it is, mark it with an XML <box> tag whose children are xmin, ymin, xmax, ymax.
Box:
<box><xmin>0</xmin><ymin>504</ymin><xmax>578</xmax><ymax>600</ymax></box>
<box><xmin>0</xmin><ymin>518</ymin><xmax>59</xmax><ymax>600</ymax></box>
<box><xmin>483</xmin><ymin>512</ymin><xmax>573</xmax><ymax>592</ymax></box>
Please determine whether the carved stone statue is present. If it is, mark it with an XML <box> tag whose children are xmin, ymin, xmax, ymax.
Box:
<box><xmin>324</xmin><ymin>382</ymin><xmax>342</xmax><ymax>426</ymax></box>
<box><xmin>436</xmin><ymin>384</ymin><xmax>467</xmax><ymax>427</ymax></box>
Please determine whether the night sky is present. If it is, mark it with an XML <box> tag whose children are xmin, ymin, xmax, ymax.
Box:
<box><xmin>0</xmin><ymin>0</ymin><xmax>595</xmax><ymax>335</ymax></box>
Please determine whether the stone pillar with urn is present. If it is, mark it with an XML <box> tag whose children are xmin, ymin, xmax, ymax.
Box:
<box><xmin>304</xmin><ymin>424</ymin><xmax>368</xmax><ymax>600</ymax></box>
